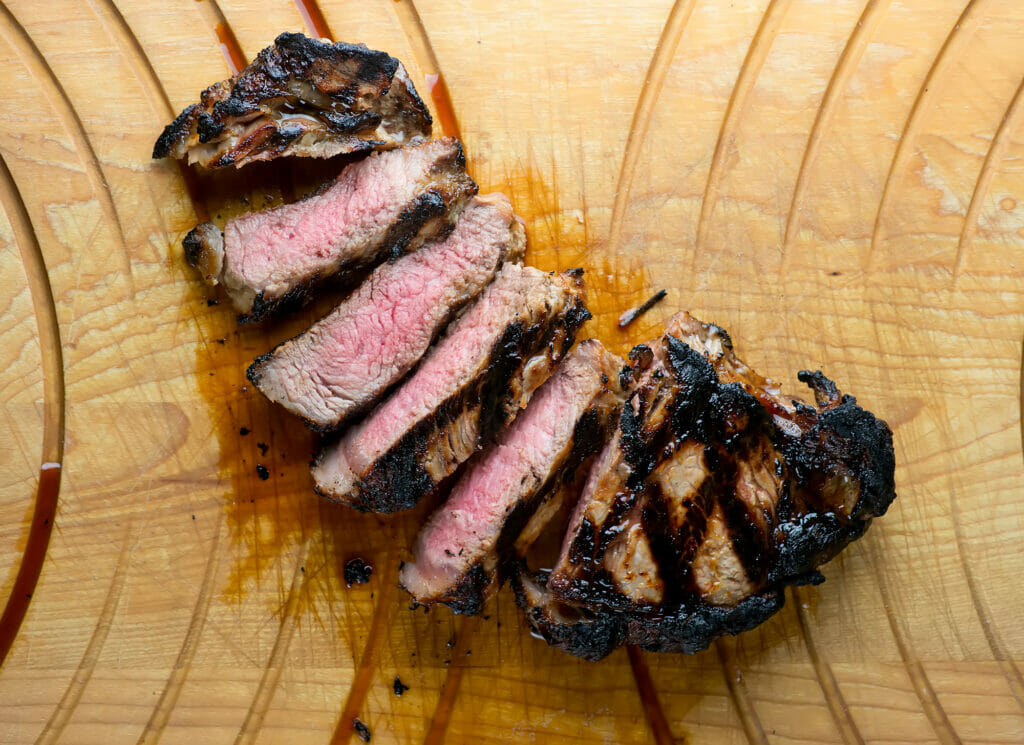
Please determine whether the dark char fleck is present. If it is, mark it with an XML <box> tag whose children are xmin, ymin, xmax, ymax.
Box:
<box><xmin>344</xmin><ymin>557</ymin><xmax>373</xmax><ymax>587</ymax></box>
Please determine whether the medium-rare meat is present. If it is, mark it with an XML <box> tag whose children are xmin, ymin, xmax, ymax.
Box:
<box><xmin>183</xmin><ymin>138</ymin><xmax>476</xmax><ymax>321</ymax></box>
<box><xmin>247</xmin><ymin>194</ymin><xmax>525</xmax><ymax>431</ymax></box>
<box><xmin>400</xmin><ymin>339</ymin><xmax>624</xmax><ymax>615</ymax></box>
<box><xmin>153</xmin><ymin>33</ymin><xmax>431</xmax><ymax>169</ymax></box>
<box><xmin>516</xmin><ymin>312</ymin><xmax>895</xmax><ymax>659</ymax></box>
<box><xmin>312</xmin><ymin>264</ymin><xmax>591</xmax><ymax>513</ymax></box>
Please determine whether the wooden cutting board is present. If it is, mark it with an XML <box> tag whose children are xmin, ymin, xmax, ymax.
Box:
<box><xmin>2</xmin><ymin>0</ymin><xmax>1023</xmax><ymax>743</ymax></box>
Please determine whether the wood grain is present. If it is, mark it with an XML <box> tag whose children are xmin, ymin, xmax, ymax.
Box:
<box><xmin>1</xmin><ymin>1</ymin><xmax>1023</xmax><ymax>743</ymax></box>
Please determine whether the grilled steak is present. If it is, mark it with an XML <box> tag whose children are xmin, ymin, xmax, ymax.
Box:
<box><xmin>400</xmin><ymin>339</ymin><xmax>624</xmax><ymax>614</ymax></box>
<box><xmin>183</xmin><ymin>138</ymin><xmax>476</xmax><ymax>321</ymax></box>
<box><xmin>247</xmin><ymin>194</ymin><xmax>524</xmax><ymax>431</ymax></box>
<box><xmin>311</xmin><ymin>265</ymin><xmax>591</xmax><ymax>513</ymax></box>
<box><xmin>153</xmin><ymin>33</ymin><xmax>431</xmax><ymax>169</ymax></box>
<box><xmin>516</xmin><ymin>312</ymin><xmax>896</xmax><ymax>659</ymax></box>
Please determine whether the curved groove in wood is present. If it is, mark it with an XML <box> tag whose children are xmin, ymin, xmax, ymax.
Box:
<box><xmin>87</xmin><ymin>0</ymin><xmax>174</xmax><ymax>117</ymax></box>
<box><xmin>34</xmin><ymin>524</ymin><xmax>133</xmax><ymax>745</ymax></box>
<box><xmin>948</xmin><ymin>478</ymin><xmax>1024</xmax><ymax>712</ymax></box>
<box><xmin>715</xmin><ymin>639</ymin><xmax>769</xmax><ymax>745</ymax></box>
<box><xmin>863</xmin><ymin>5</ymin><xmax>994</xmax><ymax>741</ymax></box>
<box><xmin>389</xmin><ymin>0</ymin><xmax>461</xmax><ymax>141</ymax></box>
<box><xmin>293</xmin><ymin>0</ymin><xmax>333</xmax><ymax>40</ymax></box>
<box><xmin>792</xmin><ymin>587</ymin><xmax>866</xmax><ymax>745</ymax></box>
<box><xmin>193</xmin><ymin>0</ymin><xmax>247</xmax><ymax>74</ymax></box>
<box><xmin>423</xmin><ymin>615</ymin><xmax>479</xmax><ymax>745</ymax></box>
<box><xmin>870</xmin><ymin>546</ymin><xmax>963</xmax><ymax>745</ymax></box>
<box><xmin>953</xmin><ymin>75</ymin><xmax>1024</xmax><ymax>285</ymax></box>
<box><xmin>694</xmin><ymin>0</ymin><xmax>795</xmax><ymax>255</ymax></box>
<box><xmin>329</xmin><ymin>543</ymin><xmax>400</xmax><ymax>745</ymax></box>
<box><xmin>136</xmin><ymin>515</ymin><xmax>225</xmax><ymax>745</ymax></box>
<box><xmin>625</xmin><ymin>646</ymin><xmax>674</xmax><ymax>745</ymax></box>
<box><xmin>0</xmin><ymin>3</ymin><xmax>134</xmax><ymax>281</ymax></box>
<box><xmin>235</xmin><ymin>539</ymin><xmax>311</xmax><ymax>745</ymax></box>
<box><xmin>606</xmin><ymin>0</ymin><xmax>698</xmax><ymax>255</ymax></box>
<box><xmin>866</xmin><ymin>0</ymin><xmax>985</xmax><ymax>271</ymax></box>
<box><xmin>943</xmin><ymin>74</ymin><xmax>1024</xmax><ymax>711</ymax></box>
<box><xmin>782</xmin><ymin>0</ymin><xmax>891</xmax><ymax>250</ymax></box>
<box><xmin>0</xmin><ymin>153</ymin><xmax>66</xmax><ymax>666</ymax></box>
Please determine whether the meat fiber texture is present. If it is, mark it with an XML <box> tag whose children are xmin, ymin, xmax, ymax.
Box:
<box><xmin>400</xmin><ymin>339</ymin><xmax>623</xmax><ymax>615</ymax></box>
<box><xmin>153</xmin><ymin>32</ymin><xmax>432</xmax><ymax>169</ymax></box>
<box><xmin>311</xmin><ymin>263</ymin><xmax>591</xmax><ymax>513</ymax></box>
<box><xmin>248</xmin><ymin>193</ymin><xmax>525</xmax><ymax>431</ymax></box>
<box><xmin>515</xmin><ymin>312</ymin><xmax>897</xmax><ymax>660</ymax></box>
<box><xmin>182</xmin><ymin>137</ymin><xmax>476</xmax><ymax>320</ymax></box>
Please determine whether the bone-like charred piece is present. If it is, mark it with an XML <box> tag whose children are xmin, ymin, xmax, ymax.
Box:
<box><xmin>153</xmin><ymin>33</ymin><xmax>431</xmax><ymax>169</ymax></box>
<box><xmin>183</xmin><ymin>138</ymin><xmax>476</xmax><ymax>321</ymax></box>
<box><xmin>400</xmin><ymin>340</ymin><xmax>624</xmax><ymax>615</ymax></box>
<box><xmin>311</xmin><ymin>265</ymin><xmax>591</xmax><ymax>513</ymax></box>
<box><xmin>518</xmin><ymin>312</ymin><xmax>896</xmax><ymax>659</ymax></box>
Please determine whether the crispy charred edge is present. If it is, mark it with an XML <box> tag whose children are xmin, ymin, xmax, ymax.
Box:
<box><xmin>153</xmin><ymin>33</ymin><xmax>430</xmax><ymax>161</ymax></box>
<box><xmin>425</xmin><ymin>404</ymin><xmax>614</xmax><ymax>615</ymax></box>
<box><xmin>515</xmin><ymin>569</ymin><xmax>788</xmax><ymax>660</ymax></box>
<box><xmin>511</xmin><ymin>568</ymin><xmax>627</xmax><ymax>662</ymax></box>
<box><xmin>624</xmin><ymin>589</ymin><xmax>785</xmax><ymax>654</ymax></box>
<box><xmin>419</xmin><ymin>563</ymin><xmax>491</xmax><ymax>616</ymax></box>
<box><xmin>792</xmin><ymin>369</ymin><xmax>896</xmax><ymax>521</ymax></box>
<box><xmin>326</xmin><ymin>282</ymin><xmax>591</xmax><ymax>513</ymax></box>
<box><xmin>182</xmin><ymin>221</ymin><xmax>224</xmax><ymax>285</ymax></box>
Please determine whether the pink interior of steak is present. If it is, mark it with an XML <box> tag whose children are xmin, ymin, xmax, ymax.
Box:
<box><xmin>251</xmin><ymin>193</ymin><xmax>522</xmax><ymax>429</ymax></box>
<box><xmin>222</xmin><ymin>138</ymin><xmax>458</xmax><ymax>301</ymax></box>
<box><xmin>312</xmin><ymin>264</ymin><xmax>569</xmax><ymax>495</ymax></box>
<box><xmin>401</xmin><ymin>340</ymin><xmax>615</xmax><ymax>601</ymax></box>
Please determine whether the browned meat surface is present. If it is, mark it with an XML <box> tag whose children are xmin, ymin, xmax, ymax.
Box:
<box><xmin>400</xmin><ymin>340</ymin><xmax>624</xmax><ymax>615</ymax></box>
<box><xmin>153</xmin><ymin>33</ymin><xmax>431</xmax><ymax>169</ymax></box>
<box><xmin>311</xmin><ymin>265</ymin><xmax>591</xmax><ymax>513</ymax></box>
<box><xmin>247</xmin><ymin>194</ymin><xmax>524</xmax><ymax>431</ymax></box>
<box><xmin>517</xmin><ymin>312</ymin><xmax>896</xmax><ymax>659</ymax></box>
<box><xmin>183</xmin><ymin>138</ymin><xmax>476</xmax><ymax>321</ymax></box>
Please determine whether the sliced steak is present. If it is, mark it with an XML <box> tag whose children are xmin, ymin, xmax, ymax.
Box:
<box><xmin>400</xmin><ymin>339</ymin><xmax>624</xmax><ymax>615</ymax></box>
<box><xmin>312</xmin><ymin>265</ymin><xmax>591</xmax><ymax>513</ymax></box>
<box><xmin>518</xmin><ymin>312</ymin><xmax>895</xmax><ymax>659</ymax></box>
<box><xmin>183</xmin><ymin>137</ymin><xmax>476</xmax><ymax>321</ymax></box>
<box><xmin>247</xmin><ymin>194</ymin><xmax>525</xmax><ymax>431</ymax></box>
<box><xmin>153</xmin><ymin>33</ymin><xmax>431</xmax><ymax>169</ymax></box>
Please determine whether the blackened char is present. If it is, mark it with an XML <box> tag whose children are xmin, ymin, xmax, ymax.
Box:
<box><xmin>247</xmin><ymin>194</ymin><xmax>524</xmax><ymax>431</ymax></box>
<box><xmin>400</xmin><ymin>340</ymin><xmax>624</xmax><ymax>615</ymax></box>
<box><xmin>183</xmin><ymin>138</ymin><xmax>476</xmax><ymax>321</ymax></box>
<box><xmin>311</xmin><ymin>265</ymin><xmax>591</xmax><ymax>513</ymax></box>
<box><xmin>517</xmin><ymin>311</ymin><xmax>895</xmax><ymax>659</ymax></box>
<box><xmin>153</xmin><ymin>33</ymin><xmax>431</xmax><ymax>169</ymax></box>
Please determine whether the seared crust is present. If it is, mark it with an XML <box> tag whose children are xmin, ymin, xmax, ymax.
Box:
<box><xmin>154</xmin><ymin>33</ymin><xmax>431</xmax><ymax>168</ymax></box>
<box><xmin>517</xmin><ymin>311</ymin><xmax>896</xmax><ymax>660</ymax></box>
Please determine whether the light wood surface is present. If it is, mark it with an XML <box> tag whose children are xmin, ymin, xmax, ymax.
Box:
<box><xmin>2</xmin><ymin>1</ymin><xmax>1023</xmax><ymax>743</ymax></box>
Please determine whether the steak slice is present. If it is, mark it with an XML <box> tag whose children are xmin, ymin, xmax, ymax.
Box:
<box><xmin>183</xmin><ymin>138</ymin><xmax>476</xmax><ymax>321</ymax></box>
<box><xmin>247</xmin><ymin>194</ymin><xmax>525</xmax><ymax>431</ymax></box>
<box><xmin>518</xmin><ymin>312</ymin><xmax>895</xmax><ymax>659</ymax></box>
<box><xmin>399</xmin><ymin>339</ymin><xmax>624</xmax><ymax>615</ymax></box>
<box><xmin>312</xmin><ymin>265</ymin><xmax>591</xmax><ymax>513</ymax></box>
<box><xmin>153</xmin><ymin>33</ymin><xmax>431</xmax><ymax>169</ymax></box>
